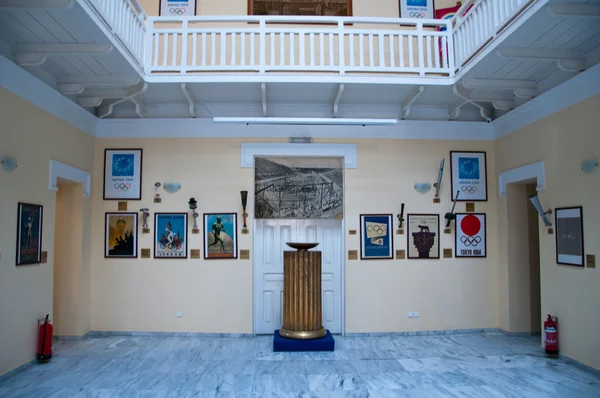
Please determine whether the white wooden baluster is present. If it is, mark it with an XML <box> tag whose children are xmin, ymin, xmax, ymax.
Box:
<box><xmin>202</xmin><ymin>33</ymin><xmax>207</xmax><ymax>66</ymax></box>
<box><xmin>181</xmin><ymin>21</ymin><xmax>188</xmax><ymax>73</ymax></box>
<box><xmin>231</xmin><ymin>32</ymin><xmax>236</xmax><ymax>66</ymax></box>
<box><xmin>259</xmin><ymin>19</ymin><xmax>266</xmax><ymax>73</ymax></box>
<box><xmin>319</xmin><ymin>33</ymin><xmax>324</xmax><ymax>67</ymax></box>
<box><xmin>192</xmin><ymin>33</ymin><xmax>197</xmax><ymax>68</ymax></box>
<box><xmin>310</xmin><ymin>33</ymin><xmax>315</xmax><ymax>66</ymax></box>
<box><xmin>441</xmin><ymin>35</ymin><xmax>447</xmax><ymax>69</ymax></box>
<box><xmin>270</xmin><ymin>33</ymin><xmax>275</xmax><ymax>67</ymax></box>
<box><xmin>211</xmin><ymin>33</ymin><xmax>216</xmax><ymax>66</ymax></box>
<box><xmin>426</xmin><ymin>35</ymin><xmax>432</xmax><ymax>69</ymax></box>
<box><xmin>171</xmin><ymin>33</ymin><xmax>178</xmax><ymax>68</ymax></box>
<box><xmin>417</xmin><ymin>25</ymin><xmax>424</xmax><ymax>74</ymax></box>
<box><xmin>408</xmin><ymin>34</ymin><xmax>414</xmax><ymax>68</ymax></box>
<box><xmin>220</xmin><ymin>32</ymin><xmax>226</xmax><ymax>66</ymax></box>
<box><xmin>378</xmin><ymin>33</ymin><xmax>384</xmax><ymax>67</ymax></box>
<box><xmin>368</xmin><ymin>34</ymin><xmax>374</xmax><ymax>67</ymax></box>
<box><xmin>299</xmin><ymin>33</ymin><xmax>305</xmax><ymax>67</ymax></box>
<box><xmin>338</xmin><ymin>21</ymin><xmax>345</xmax><ymax>73</ymax></box>
<box><xmin>163</xmin><ymin>33</ymin><xmax>169</xmax><ymax>67</ymax></box>
<box><xmin>280</xmin><ymin>33</ymin><xmax>285</xmax><ymax>67</ymax></box>
<box><xmin>153</xmin><ymin>32</ymin><xmax>159</xmax><ymax>69</ymax></box>
<box><xmin>329</xmin><ymin>33</ymin><xmax>334</xmax><ymax>67</ymax></box>
<box><xmin>389</xmin><ymin>33</ymin><xmax>395</xmax><ymax>68</ymax></box>
<box><xmin>348</xmin><ymin>33</ymin><xmax>354</xmax><ymax>68</ymax></box>
<box><xmin>434</xmin><ymin>35</ymin><xmax>440</xmax><ymax>69</ymax></box>
<box><xmin>241</xmin><ymin>32</ymin><xmax>246</xmax><ymax>67</ymax></box>
<box><xmin>290</xmin><ymin>33</ymin><xmax>295</xmax><ymax>67</ymax></box>
<box><xmin>250</xmin><ymin>32</ymin><xmax>255</xmax><ymax>67</ymax></box>
<box><xmin>399</xmin><ymin>34</ymin><xmax>404</xmax><ymax>68</ymax></box>
<box><xmin>359</xmin><ymin>33</ymin><xmax>364</xmax><ymax>68</ymax></box>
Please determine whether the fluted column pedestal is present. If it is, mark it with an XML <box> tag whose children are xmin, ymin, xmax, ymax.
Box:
<box><xmin>279</xmin><ymin>242</ymin><xmax>326</xmax><ymax>340</ymax></box>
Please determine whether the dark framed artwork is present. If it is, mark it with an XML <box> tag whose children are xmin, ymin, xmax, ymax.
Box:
<box><xmin>16</xmin><ymin>203</ymin><xmax>43</xmax><ymax>265</ymax></box>
<box><xmin>407</xmin><ymin>213</ymin><xmax>440</xmax><ymax>259</ymax></box>
<box><xmin>103</xmin><ymin>148</ymin><xmax>143</xmax><ymax>200</ymax></box>
<box><xmin>450</xmin><ymin>151</ymin><xmax>488</xmax><ymax>201</ymax></box>
<box><xmin>555</xmin><ymin>206</ymin><xmax>584</xmax><ymax>267</ymax></box>
<box><xmin>249</xmin><ymin>0</ymin><xmax>353</xmax><ymax>16</ymax></box>
<box><xmin>360</xmin><ymin>214</ymin><xmax>393</xmax><ymax>260</ymax></box>
<box><xmin>105</xmin><ymin>213</ymin><xmax>138</xmax><ymax>258</ymax></box>
<box><xmin>455</xmin><ymin>213</ymin><xmax>486</xmax><ymax>258</ymax></box>
<box><xmin>399</xmin><ymin>0</ymin><xmax>435</xmax><ymax>19</ymax></box>
<box><xmin>154</xmin><ymin>213</ymin><xmax>188</xmax><ymax>259</ymax></box>
<box><xmin>159</xmin><ymin>0</ymin><xmax>197</xmax><ymax>16</ymax></box>
<box><xmin>204</xmin><ymin>213</ymin><xmax>238</xmax><ymax>259</ymax></box>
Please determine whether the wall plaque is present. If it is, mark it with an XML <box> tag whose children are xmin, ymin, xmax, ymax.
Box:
<box><xmin>433</xmin><ymin>198</ymin><xmax>441</xmax><ymax>204</ymax></box>
<box><xmin>348</xmin><ymin>250</ymin><xmax>358</xmax><ymax>260</ymax></box>
<box><xmin>41</xmin><ymin>251</ymin><xmax>48</xmax><ymax>263</ymax></box>
<box><xmin>241</xmin><ymin>229</ymin><xmax>249</xmax><ymax>235</ymax></box>
<box><xmin>444</xmin><ymin>228</ymin><xmax>451</xmax><ymax>234</ymax></box>
<box><xmin>118</xmin><ymin>201</ymin><xmax>128</xmax><ymax>211</ymax></box>
<box><xmin>396</xmin><ymin>228</ymin><xmax>404</xmax><ymax>235</ymax></box>
<box><xmin>141</xmin><ymin>248</ymin><xmax>151</xmax><ymax>258</ymax></box>
<box><xmin>443</xmin><ymin>248</ymin><xmax>453</xmax><ymax>258</ymax></box>
<box><xmin>349</xmin><ymin>230</ymin><xmax>357</xmax><ymax>235</ymax></box>
<box><xmin>142</xmin><ymin>228</ymin><xmax>151</xmax><ymax>234</ymax></box>
<box><xmin>587</xmin><ymin>255</ymin><xmax>596</xmax><ymax>269</ymax></box>
<box><xmin>153</xmin><ymin>197</ymin><xmax>162</xmax><ymax>203</ymax></box>
<box><xmin>192</xmin><ymin>228</ymin><xmax>200</xmax><ymax>234</ymax></box>
<box><xmin>466</xmin><ymin>203</ymin><xmax>475</xmax><ymax>212</ymax></box>
<box><xmin>548</xmin><ymin>228</ymin><xmax>554</xmax><ymax>235</ymax></box>
<box><xmin>396</xmin><ymin>249</ymin><xmax>406</xmax><ymax>260</ymax></box>
<box><xmin>240</xmin><ymin>250</ymin><xmax>250</xmax><ymax>260</ymax></box>
<box><xmin>190</xmin><ymin>249</ymin><xmax>201</xmax><ymax>259</ymax></box>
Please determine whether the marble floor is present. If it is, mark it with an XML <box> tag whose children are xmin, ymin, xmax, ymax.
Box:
<box><xmin>1</xmin><ymin>333</ymin><xmax>599</xmax><ymax>397</ymax></box>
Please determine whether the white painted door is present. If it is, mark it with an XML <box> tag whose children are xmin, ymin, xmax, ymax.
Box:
<box><xmin>254</xmin><ymin>219</ymin><xmax>343</xmax><ymax>335</ymax></box>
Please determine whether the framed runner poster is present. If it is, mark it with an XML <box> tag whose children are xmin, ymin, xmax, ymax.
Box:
<box><xmin>450</xmin><ymin>151</ymin><xmax>488</xmax><ymax>201</ymax></box>
<box><xmin>455</xmin><ymin>213</ymin><xmax>486</xmax><ymax>258</ymax></box>
<box><xmin>399</xmin><ymin>0</ymin><xmax>435</xmax><ymax>19</ymax></box>
<box><xmin>204</xmin><ymin>213</ymin><xmax>238</xmax><ymax>259</ymax></box>
<box><xmin>103</xmin><ymin>148</ymin><xmax>143</xmax><ymax>200</ymax></box>
<box><xmin>360</xmin><ymin>214</ymin><xmax>393</xmax><ymax>260</ymax></box>
<box><xmin>160</xmin><ymin>0</ymin><xmax>197</xmax><ymax>16</ymax></box>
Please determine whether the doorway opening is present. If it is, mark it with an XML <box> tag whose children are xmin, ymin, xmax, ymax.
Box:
<box><xmin>506</xmin><ymin>182</ymin><xmax>541</xmax><ymax>335</ymax></box>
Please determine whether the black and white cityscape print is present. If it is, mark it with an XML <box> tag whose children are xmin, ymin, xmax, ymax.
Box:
<box><xmin>255</xmin><ymin>157</ymin><xmax>343</xmax><ymax>219</ymax></box>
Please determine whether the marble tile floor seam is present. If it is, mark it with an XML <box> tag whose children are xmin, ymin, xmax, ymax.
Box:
<box><xmin>1</xmin><ymin>334</ymin><xmax>599</xmax><ymax>397</ymax></box>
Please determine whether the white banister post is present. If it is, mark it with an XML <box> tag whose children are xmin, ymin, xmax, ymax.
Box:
<box><xmin>144</xmin><ymin>17</ymin><xmax>154</xmax><ymax>73</ymax></box>
<box><xmin>259</xmin><ymin>18</ymin><xmax>266</xmax><ymax>74</ymax></box>
<box><xmin>180</xmin><ymin>19</ymin><xmax>188</xmax><ymax>74</ymax></box>
<box><xmin>338</xmin><ymin>20</ymin><xmax>345</xmax><ymax>75</ymax></box>
<box><xmin>417</xmin><ymin>22</ymin><xmax>425</xmax><ymax>76</ymax></box>
<box><xmin>446</xmin><ymin>22</ymin><xmax>455</xmax><ymax>77</ymax></box>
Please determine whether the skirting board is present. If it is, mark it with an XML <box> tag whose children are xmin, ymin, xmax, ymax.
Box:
<box><xmin>500</xmin><ymin>329</ymin><xmax>542</xmax><ymax>337</ymax></box>
<box><xmin>560</xmin><ymin>354</ymin><xmax>600</xmax><ymax>377</ymax></box>
<box><xmin>346</xmin><ymin>328</ymin><xmax>502</xmax><ymax>337</ymax></box>
<box><xmin>54</xmin><ymin>332</ymin><xmax>92</xmax><ymax>340</ymax></box>
<box><xmin>0</xmin><ymin>358</ymin><xmax>36</xmax><ymax>383</ymax></box>
<box><xmin>87</xmin><ymin>331</ymin><xmax>254</xmax><ymax>338</ymax></box>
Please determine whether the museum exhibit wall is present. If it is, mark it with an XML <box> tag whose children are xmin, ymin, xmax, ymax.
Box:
<box><xmin>495</xmin><ymin>93</ymin><xmax>600</xmax><ymax>370</ymax></box>
<box><xmin>90</xmin><ymin>137</ymin><xmax>499</xmax><ymax>334</ymax></box>
<box><xmin>0</xmin><ymin>88</ymin><xmax>95</xmax><ymax>376</ymax></box>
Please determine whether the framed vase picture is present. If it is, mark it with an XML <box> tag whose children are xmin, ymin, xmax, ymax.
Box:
<box><xmin>103</xmin><ymin>148</ymin><xmax>143</xmax><ymax>200</ymax></box>
<box><xmin>407</xmin><ymin>214</ymin><xmax>439</xmax><ymax>259</ymax></box>
<box><xmin>160</xmin><ymin>0</ymin><xmax>197</xmax><ymax>16</ymax></box>
<box><xmin>204</xmin><ymin>213</ymin><xmax>238</xmax><ymax>259</ymax></box>
<box><xmin>399</xmin><ymin>0</ymin><xmax>435</xmax><ymax>19</ymax></box>
<box><xmin>105</xmin><ymin>213</ymin><xmax>138</xmax><ymax>258</ymax></box>
<box><xmin>154</xmin><ymin>213</ymin><xmax>188</xmax><ymax>258</ymax></box>
<box><xmin>555</xmin><ymin>206</ymin><xmax>584</xmax><ymax>267</ymax></box>
<box><xmin>455</xmin><ymin>213</ymin><xmax>486</xmax><ymax>258</ymax></box>
<box><xmin>450</xmin><ymin>151</ymin><xmax>488</xmax><ymax>201</ymax></box>
<box><xmin>360</xmin><ymin>214</ymin><xmax>393</xmax><ymax>260</ymax></box>
<box><xmin>16</xmin><ymin>203</ymin><xmax>43</xmax><ymax>265</ymax></box>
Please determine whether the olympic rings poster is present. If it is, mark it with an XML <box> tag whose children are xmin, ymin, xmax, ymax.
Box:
<box><xmin>360</xmin><ymin>214</ymin><xmax>393</xmax><ymax>260</ymax></box>
<box><xmin>455</xmin><ymin>213</ymin><xmax>486</xmax><ymax>258</ymax></box>
<box><xmin>399</xmin><ymin>0</ymin><xmax>435</xmax><ymax>19</ymax></box>
<box><xmin>160</xmin><ymin>0</ymin><xmax>196</xmax><ymax>17</ymax></box>
<box><xmin>103</xmin><ymin>149</ymin><xmax>143</xmax><ymax>200</ymax></box>
<box><xmin>450</xmin><ymin>151</ymin><xmax>488</xmax><ymax>202</ymax></box>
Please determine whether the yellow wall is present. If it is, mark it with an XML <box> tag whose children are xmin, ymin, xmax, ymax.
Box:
<box><xmin>0</xmin><ymin>88</ymin><xmax>95</xmax><ymax>376</ymax></box>
<box><xmin>91</xmin><ymin>137</ymin><xmax>499</xmax><ymax>334</ymax></box>
<box><xmin>495</xmin><ymin>93</ymin><xmax>600</xmax><ymax>370</ymax></box>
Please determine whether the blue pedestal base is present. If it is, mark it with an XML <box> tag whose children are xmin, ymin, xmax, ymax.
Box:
<box><xmin>273</xmin><ymin>329</ymin><xmax>335</xmax><ymax>352</ymax></box>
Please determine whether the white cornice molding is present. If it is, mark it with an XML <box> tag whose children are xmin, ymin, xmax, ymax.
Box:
<box><xmin>498</xmin><ymin>161</ymin><xmax>546</xmax><ymax>197</ymax></box>
<box><xmin>241</xmin><ymin>143</ymin><xmax>357</xmax><ymax>168</ymax></box>
<box><xmin>0</xmin><ymin>56</ymin><xmax>98</xmax><ymax>136</ymax></box>
<box><xmin>492</xmin><ymin>62</ymin><xmax>600</xmax><ymax>140</ymax></box>
<box><xmin>96</xmin><ymin>118</ymin><xmax>494</xmax><ymax>140</ymax></box>
<box><xmin>49</xmin><ymin>159</ymin><xmax>92</xmax><ymax>197</ymax></box>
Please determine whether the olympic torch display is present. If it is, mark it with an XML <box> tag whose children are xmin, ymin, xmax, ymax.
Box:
<box><xmin>240</xmin><ymin>190</ymin><xmax>249</xmax><ymax>234</ymax></box>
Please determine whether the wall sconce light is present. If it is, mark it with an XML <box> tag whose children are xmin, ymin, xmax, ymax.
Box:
<box><xmin>240</xmin><ymin>190</ymin><xmax>249</xmax><ymax>234</ymax></box>
<box><xmin>140</xmin><ymin>208</ymin><xmax>150</xmax><ymax>229</ymax></box>
<box><xmin>529</xmin><ymin>193</ymin><xmax>552</xmax><ymax>227</ymax></box>
<box><xmin>1</xmin><ymin>156</ymin><xmax>17</xmax><ymax>172</ymax></box>
<box><xmin>188</xmin><ymin>198</ymin><xmax>199</xmax><ymax>229</ymax></box>
<box><xmin>164</xmin><ymin>182</ymin><xmax>182</xmax><ymax>193</ymax></box>
<box><xmin>581</xmin><ymin>159</ymin><xmax>598</xmax><ymax>174</ymax></box>
<box><xmin>414</xmin><ymin>182</ymin><xmax>432</xmax><ymax>194</ymax></box>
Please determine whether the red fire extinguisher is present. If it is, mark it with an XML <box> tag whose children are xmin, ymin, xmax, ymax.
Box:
<box><xmin>544</xmin><ymin>314</ymin><xmax>558</xmax><ymax>356</ymax></box>
<box><xmin>37</xmin><ymin>314</ymin><xmax>53</xmax><ymax>363</ymax></box>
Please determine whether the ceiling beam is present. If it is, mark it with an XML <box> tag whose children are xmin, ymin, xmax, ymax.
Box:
<box><xmin>401</xmin><ymin>86</ymin><xmax>424</xmax><ymax>120</ymax></box>
<box><xmin>547</xmin><ymin>4</ymin><xmax>600</xmax><ymax>18</ymax></box>
<box><xmin>14</xmin><ymin>43</ymin><xmax>113</xmax><ymax>55</ymax></box>
<box><xmin>498</xmin><ymin>47</ymin><xmax>586</xmax><ymax>72</ymax></box>
<box><xmin>13</xmin><ymin>53</ymin><xmax>46</xmax><ymax>66</ymax></box>
<box><xmin>57</xmin><ymin>84</ymin><xmax>86</xmax><ymax>95</ymax></box>
<box><xmin>452</xmin><ymin>85</ymin><xmax>492</xmax><ymax>122</ymax></box>
<box><xmin>80</xmin><ymin>88</ymin><xmax>129</xmax><ymax>98</ymax></box>
<box><xmin>0</xmin><ymin>0</ymin><xmax>72</xmax><ymax>9</ymax></box>
<box><xmin>77</xmin><ymin>97</ymin><xmax>103</xmax><ymax>107</ymax></box>
<box><xmin>97</xmin><ymin>82</ymin><xmax>147</xmax><ymax>118</ymax></box>
<box><xmin>463</xmin><ymin>78</ymin><xmax>537</xmax><ymax>99</ymax></box>
<box><xmin>261</xmin><ymin>83</ymin><xmax>267</xmax><ymax>117</ymax></box>
<box><xmin>181</xmin><ymin>84</ymin><xmax>197</xmax><ymax>118</ymax></box>
<box><xmin>333</xmin><ymin>84</ymin><xmax>345</xmax><ymax>118</ymax></box>
<box><xmin>58</xmin><ymin>75</ymin><xmax>141</xmax><ymax>86</ymax></box>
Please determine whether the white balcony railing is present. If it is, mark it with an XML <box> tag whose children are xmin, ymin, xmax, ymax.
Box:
<box><xmin>145</xmin><ymin>16</ymin><xmax>455</xmax><ymax>77</ymax></box>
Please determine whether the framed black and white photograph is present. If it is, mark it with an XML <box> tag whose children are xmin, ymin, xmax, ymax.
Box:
<box><xmin>450</xmin><ymin>151</ymin><xmax>488</xmax><ymax>202</ymax></box>
<box><xmin>360</xmin><ymin>214</ymin><xmax>393</xmax><ymax>260</ymax></box>
<box><xmin>160</xmin><ymin>0</ymin><xmax>197</xmax><ymax>16</ymax></box>
<box><xmin>105</xmin><ymin>213</ymin><xmax>138</xmax><ymax>258</ymax></box>
<box><xmin>555</xmin><ymin>206</ymin><xmax>584</xmax><ymax>267</ymax></box>
<box><xmin>455</xmin><ymin>213</ymin><xmax>486</xmax><ymax>258</ymax></box>
<box><xmin>399</xmin><ymin>0</ymin><xmax>435</xmax><ymax>19</ymax></box>
<box><xmin>103</xmin><ymin>148</ymin><xmax>143</xmax><ymax>200</ymax></box>
<box><xmin>407</xmin><ymin>214</ymin><xmax>440</xmax><ymax>259</ymax></box>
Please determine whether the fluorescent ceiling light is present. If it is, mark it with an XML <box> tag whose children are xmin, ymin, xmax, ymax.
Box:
<box><xmin>213</xmin><ymin>117</ymin><xmax>398</xmax><ymax>126</ymax></box>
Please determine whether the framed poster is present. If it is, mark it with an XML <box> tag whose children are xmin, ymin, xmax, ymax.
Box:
<box><xmin>105</xmin><ymin>213</ymin><xmax>138</xmax><ymax>258</ymax></box>
<box><xmin>455</xmin><ymin>213</ymin><xmax>486</xmax><ymax>258</ymax></box>
<box><xmin>400</xmin><ymin>0</ymin><xmax>435</xmax><ymax>19</ymax></box>
<box><xmin>160</xmin><ymin>0</ymin><xmax>196</xmax><ymax>16</ymax></box>
<box><xmin>103</xmin><ymin>149</ymin><xmax>143</xmax><ymax>200</ymax></box>
<box><xmin>555</xmin><ymin>206</ymin><xmax>584</xmax><ymax>267</ymax></box>
<box><xmin>16</xmin><ymin>203</ymin><xmax>43</xmax><ymax>265</ymax></box>
<box><xmin>204</xmin><ymin>213</ymin><xmax>238</xmax><ymax>259</ymax></box>
<box><xmin>249</xmin><ymin>0</ymin><xmax>352</xmax><ymax>16</ymax></box>
<box><xmin>407</xmin><ymin>214</ymin><xmax>439</xmax><ymax>259</ymax></box>
<box><xmin>154</xmin><ymin>213</ymin><xmax>188</xmax><ymax>258</ymax></box>
<box><xmin>360</xmin><ymin>214</ymin><xmax>393</xmax><ymax>260</ymax></box>
<box><xmin>450</xmin><ymin>151</ymin><xmax>488</xmax><ymax>201</ymax></box>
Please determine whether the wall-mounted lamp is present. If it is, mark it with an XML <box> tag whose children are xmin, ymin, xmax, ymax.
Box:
<box><xmin>188</xmin><ymin>198</ymin><xmax>198</xmax><ymax>229</ymax></box>
<box><xmin>581</xmin><ymin>159</ymin><xmax>598</xmax><ymax>174</ymax></box>
<box><xmin>140</xmin><ymin>208</ymin><xmax>150</xmax><ymax>229</ymax></box>
<box><xmin>414</xmin><ymin>182</ymin><xmax>432</xmax><ymax>194</ymax></box>
<box><xmin>240</xmin><ymin>190</ymin><xmax>249</xmax><ymax>234</ymax></box>
<box><xmin>164</xmin><ymin>182</ymin><xmax>182</xmax><ymax>193</ymax></box>
<box><xmin>529</xmin><ymin>193</ymin><xmax>552</xmax><ymax>227</ymax></box>
<box><xmin>1</xmin><ymin>156</ymin><xmax>17</xmax><ymax>172</ymax></box>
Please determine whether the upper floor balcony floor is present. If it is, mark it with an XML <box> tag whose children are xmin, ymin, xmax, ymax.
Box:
<box><xmin>0</xmin><ymin>0</ymin><xmax>599</xmax><ymax>123</ymax></box>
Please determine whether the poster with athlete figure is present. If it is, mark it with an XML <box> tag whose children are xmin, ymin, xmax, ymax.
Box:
<box><xmin>455</xmin><ymin>213</ymin><xmax>487</xmax><ymax>258</ymax></box>
<box><xmin>16</xmin><ymin>202</ymin><xmax>43</xmax><ymax>265</ymax></box>
<box><xmin>203</xmin><ymin>213</ymin><xmax>237</xmax><ymax>259</ymax></box>
<box><xmin>154</xmin><ymin>213</ymin><xmax>187</xmax><ymax>258</ymax></box>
